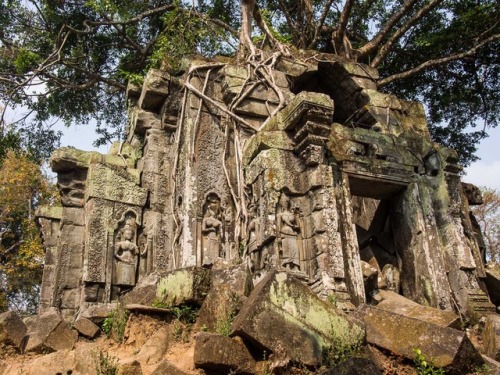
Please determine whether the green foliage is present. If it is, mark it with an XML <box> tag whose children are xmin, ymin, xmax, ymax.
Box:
<box><xmin>0</xmin><ymin>150</ymin><xmax>59</xmax><ymax>314</ymax></box>
<box><xmin>0</xmin><ymin>0</ymin><xmax>498</xmax><ymax>164</ymax></box>
<box><xmin>102</xmin><ymin>306</ymin><xmax>129</xmax><ymax>343</ymax></box>
<box><xmin>474</xmin><ymin>364</ymin><xmax>491</xmax><ymax>374</ymax></box>
<box><xmin>322</xmin><ymin>329</ymin><xmax>364</xmax><ymax>367</ymax></box>
<box><xmin>170</xmin><ymin>304</ymin><xmax>198</xmax><ymax>325</ymax></box>
<box><xmin>413</xmin><ymin>348</ymin><xmax>446</xmax><ymax>375</ymax></box>
<box><xmin>93</xmin><ymin>349</ymin><xmax>118</xmax><ymax>375</ymax></box>
<box><xmin>215</xmin><ymin>293</ymin><xmax>239</xmax><ymax>336</ymax></box>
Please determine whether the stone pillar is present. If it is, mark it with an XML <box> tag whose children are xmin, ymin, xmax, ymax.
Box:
<box><xmin>36</xmin><ymin>206</ymin><xmax>62</xmax><ymax>314</ymax></box>
<box><xmin>390</xmin><ymin>182</ymin><xmax>452</xmax><ymax>309</ymax></box>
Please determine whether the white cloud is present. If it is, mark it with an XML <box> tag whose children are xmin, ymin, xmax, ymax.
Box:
<box><xmin>463</xmin><ymin>161</ymin><xmax>500</xmax><ymax>190</ymax></box>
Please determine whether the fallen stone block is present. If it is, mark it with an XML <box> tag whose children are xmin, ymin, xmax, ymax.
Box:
<box><xmin>73</xmin><ymin>342</ymin><xmax>100</xmax><ymax>375</ymax></box>
<box><xmin>0</xmin><ymin>310</ymin><xmax>27</xmax><ymax>350</ymax></box>
<box><xmin>232</xmin><ymin>270</ymin><xmax>364</xmax><ymax>366</ymax></box>
<box><xmin>197</xmin><ymin>263</ymin><xmax>252</xmax><ymax>332</ymax></box>
<box><xmin>0</xmin><ymin>359</ymin><xmax>11</xmax><ymax>374</ymax></box>
<box><xmin>481</xmin><ymin>355</ymin><xmax>500</xmax><ymax>375</ymax></box>
<box><xmin>73</xmin><ymin>317</ymin><xmax>100</xmax><ymax>338</ymax></box>
<box><xmin>117</xmin><ymin>359</ymin><xmax>142</xmax><ymax>375</ymax></box>
<box><xmin>485</xmin><ymin>265</ymin><xmax>500</xmax><ymax>306</ymax></box>
<box><xmin>25</xmin><ymin>310</ymin><xmax>77</xmax><ymax>353</ymax></box>
<box><xmin>373</xmin><ymin>290</ymin><xmax>460</xmax><ymax>328</ymax></box>
<box><xmin>21</xmin><ymin>349</ymin><xmax>76</xmax><ymax>375</ymax></box>
<box><xmin>319</xmin><ymin>357</ymin><xmax>382</xmax><ymax>375</ymax></box>
<box><xmin>151</xmin><ymin>359</ymin><xmax>188</xmax><ymax>375</ymax></box>
<box><xmin>122</xmin><ymin>267</ymin><xmax>211</xmax><ymax>308</ymax></box>
<box><xmin>359</xmin><ymin>305</ymin><xmax>483</xmax><ymax>374</ymax></box>
<box><xmin>484</xmin><ymin>315</ymin><xmax>500</xmax><ymax>362</ymax></box>
<box><xmin>194</xmin><ymin>332</ymin><xmax>255</xmax><ymax>374</ymax></box>
<box><xmin>78</xmin><ymin>303</ymin><xmax>117</xmax><ymax>324</ymax></box>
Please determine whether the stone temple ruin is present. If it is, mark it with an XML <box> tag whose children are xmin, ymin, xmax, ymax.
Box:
<box><xmin>36</xmin><ymin>53</ymin><xmax>495</xmax><ymax>323</ymax></box>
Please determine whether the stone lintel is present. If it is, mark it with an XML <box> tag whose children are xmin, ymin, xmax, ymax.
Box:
<box><xmin>86</xmin><ymin>163</ymin><xmax>147</xmax><ymax>206</ymax></box>
<box><xmin>242</xmin><ymin>131</ymin><xmax>294</xmax><ymax>166</ymax></box>
<box><xmin>36</xmin><ymin>205</ymin><xmax>63</xmax><ymax>220</ymax></box>
<box><xmin>138</xmin><ymin>69</ymin><xmax>170</xmax><ymax>111</ymax></box>
<box><xmin>280</xmin><ymin>91</ymin><xmax>334</xmax><ymax>131</ymax></box>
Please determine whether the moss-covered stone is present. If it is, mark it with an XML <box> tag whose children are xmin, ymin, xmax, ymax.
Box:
<box><xmin>232</xmin><ymin>271</ymin><xmax>364</xmax><ymax>366</ymax></box>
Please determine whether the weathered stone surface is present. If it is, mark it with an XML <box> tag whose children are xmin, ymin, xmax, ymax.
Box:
<box><xmin>136</xmin><ymin>326</ymin><xmax>171</xmax><ymax>365</ymax></box>
<box><xmin>485</xmin><ymin>265</ymin><xmax>500</xmax><ymax>306</ymax></box>
<box><xmin>196</xmin><ymin>263</ymin><xmax>252</xmax><ymax>331</ymax></box>
<box><xmin>151</xmin><ymin>359</ymin><xmax>188</xmax><ymax>375</ymax></box>
<box><xmin>359</xmin><ymin>305</ymin><xmax>483</xmax><ymax>373</ymax></box>
<box><xmin>25</xmin><ymin>311</ymin><xmax>77</xmax><ymax>353</ymax></box>
<box><xmin>0</xmin><ymin>359</ymin><xmax>11</xmax><ymax>374</ymax></box>
<box><xmin>155</xmin><ymin>267</ymin><xmax>211</xmax><ymax>307</ymax></box>
<box><xmin>484</xmin><ymin>315</ymin><xmax>500</xmax><ymax>362</ymax></box>
<box><xmin>319</xmin><ymin>357</ymin><xmax>382</xmax><ymax>375</ymax></box>
<box><xmin>117</xmin><ymin>359</ymin><xmax>142</xmax><ymax>375</ymax></box>
<box><xmin>73</xmin><ymin>342</ymin><xmax>100</xmax><ymax>375</ymax></box>
<box><xmin>79</xmin><ymin>303</ymin><xmax>117</xmax><ymax>324</ymax></box>
<box><xmin>20</xmin><ymin>349</ymin><xmax>76</xmax><ymax>375</ymax></box>
<box><xmin>197</xmin><ymin>284</ymin><xmax>241</xmax><ymax>333</ymax></box>
<box><xmin>194</xmin><ymin>332</ymin><xmax>255</xmax><ymax>374</ymax></box>
<box><xmin>0</xmin><ymin>311</ymin><xmax>27</xmax><ymax>350</ymax></box>
<box><xmin>36</xmin><ymin>205</ymin><xmax>63</xmax><ymax>220</ymax></box>
<box><xmin>86</xmin><ymin>163</ymin><xmax>147</xmax><ymax>206</ymax></box>
<box><xmin>121</xmin><ymin>273</ymin><xmax>162</xmax><ymax>306</ymax></box>
<box><xmin>373</xmin><ymin>290</ymin><xmax>460</xmax><ymax>328</ymax></box>
<box><xmin>243</xmin><ymin>130</ymin><xmax>294</xmax><ymax>166</ymax></box>
<box><xmin>73</xmin><ymin>317</ymin><xmax>100</xmax><ymax>338</ymax></box>
<box><xmin>38</xmin><ymin>55</ymin><xmax>494</xmax><ymax>329</ymax></box>
<box><xmin>232</xmin><ymin>271</ymin><xmax>364</xmax><ymax>366</ymax></box>
<box><xmin>482</xmin><ymin>355</ymin><xmax>500</xmax><ymax>375</ymax></box>
<box><xmin>138</xmin><ymin>69</ymin><xmax>170</xmax><ymax>110</ymax></box>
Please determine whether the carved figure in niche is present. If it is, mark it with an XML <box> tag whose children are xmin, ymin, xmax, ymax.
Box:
<box><xmin>276</xmin><ymin>194</ymin><xmax>301</xmax><ymax>271</ymax></box>
<box><xmin>202</xmin><ymin>194</ymin><xmax>223</xmax><ymax>265</ymax></box>
<box><xmin>114</xmin><ymin>215</ymin><xmax>138</xmax><ymax>286</ymax></box>
<box><xmin>247</xmin><ymin>204</ymin><xmax>262</xmax><ymax>273</ymax></box>
<box><xmin>139</xmin><ymin>228</ymin><xmax>153</xmax><ymax>276</ymax></box>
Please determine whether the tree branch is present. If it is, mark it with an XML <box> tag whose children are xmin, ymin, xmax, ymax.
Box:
<box><xmin>356</xmin><ymin>0</ymin><xmax>419</xmax><ymax>60</ymax></box>
<box><xmin>371</xmin><ymin>0</ymin><xmax>446</xmax><ymax>67</ymax></box>
<box><xmin>309</xmin><ymin>0</ymin><xmax>334</xmax><ymax>49</ymax></box>
<box><xmin>332</xmin><ymin>0</ymin><xmax>355</xmax><ymax>54</ymax></box>
<box><xmin>378</xmin><ymin>34</ymin><xmax>500</xmax><ymax>87</ymax></box>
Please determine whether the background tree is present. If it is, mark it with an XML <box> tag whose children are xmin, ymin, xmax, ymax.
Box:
<box><xmin>471</xmin><ymin>187</ymin><xmax>500</xmax><ymax>263</ymax></box>
<box><xmin>0</xmin><ymin>0</ymin><xmax>498</xmax><ymax>164</ymax></box>
<box><xmin>0</xmin><ymin>150</ymin><xmax>58</xmax><ymax>313</ymax></box>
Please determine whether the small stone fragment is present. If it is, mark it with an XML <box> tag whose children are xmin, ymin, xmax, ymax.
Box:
<box><xmin>194</xmin><ymin>332</ymin><xmax>255</xmax><ymax>374</ymax></box>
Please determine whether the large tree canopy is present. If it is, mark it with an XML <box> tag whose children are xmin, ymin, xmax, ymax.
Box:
<box><xmin>0</xmin><ymin>0</ymin><xmax>498</xmax><ymax>164</ymax></box>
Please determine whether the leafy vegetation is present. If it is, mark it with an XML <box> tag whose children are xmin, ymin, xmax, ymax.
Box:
<box><xmin>0</xmin><ymin>150</ymin><xmax>58</xmax><ymax>313</ymax></box>
<box><xmin>93</xmin><ymin>349</ymin><xmax>118</xmax><ymax>375</ymax></box>
<box><xmin>101</xmin><ymin>306</ymin><xmax>129</xmax><ymax>343</ymax></box>
<box><xmin>413</xmin><ymin>348</ymin><xmax>446</xmax><ymax>375</ymax></box>
<box><xmin>322</xmin><ymin>327</ymin><xmax>364</xmax><ymax>367</ymax></box>
<box><xmin>0</xmin><ymin>0</ymin><xmax>497</xmax><ymax>164</ymax></box>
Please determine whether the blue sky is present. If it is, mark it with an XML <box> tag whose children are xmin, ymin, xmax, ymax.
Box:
<box><xmin>57</xmin><ymin>122</ymin><xmax>500</xmax><ymax>191</ymax></box>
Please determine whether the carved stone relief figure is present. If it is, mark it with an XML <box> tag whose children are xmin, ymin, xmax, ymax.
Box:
<box><xmin>113</xmin><ymin>214</ymin><xmax>138</xmax><ymax>286</ymax></box>
<box><xmin>247</xmin><ymin>203</ymin><xmax>262</xmax><ymax>274</ymax></box>
<box><xmin>139</xmin><ymin>227</ymin><xmax>153</xmax><ymax>277</ymax></box>
<box><xmin>276</xmin><ymin>193</ymin><xmax>301</xmax><ymax>271</ymax></box>
<box><xmin>202</xmin><ymin>193</ymin><xmax>223</xmax><ymax>265</ymax></box>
